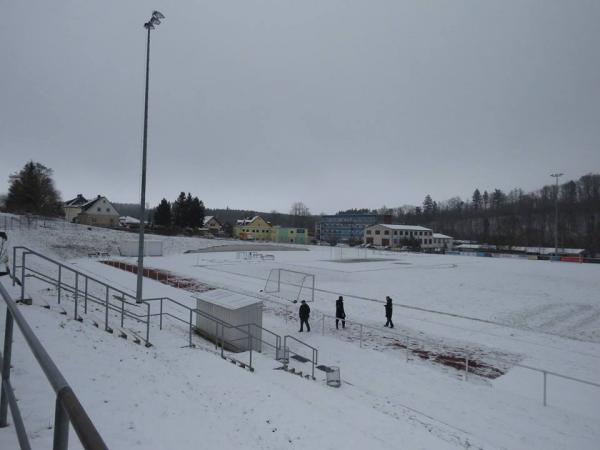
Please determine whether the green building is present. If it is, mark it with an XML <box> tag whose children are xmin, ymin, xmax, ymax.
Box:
<box><xmin>272</xmin><ymin>226</ymin><xmax>307</xmax><ymax>244</ymax></box>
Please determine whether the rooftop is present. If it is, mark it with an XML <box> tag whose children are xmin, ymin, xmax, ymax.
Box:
<box><xmin>195</xmin><ymin>289</ymin><xmax>262</xmax><ymax>309</ymax></box>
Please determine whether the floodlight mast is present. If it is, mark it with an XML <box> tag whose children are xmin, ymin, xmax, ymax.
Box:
<box><xmin>136</xmin><ymin>11</ymin><xmax>165</xmax><ymax>303</ymax></box>
<box><xmin>550</xmin><ymin>172</ymin><xmax>563</xmax><ymax>258</ymax></box>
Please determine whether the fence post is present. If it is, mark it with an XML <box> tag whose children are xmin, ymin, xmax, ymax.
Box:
<box><xmin>465</xmin><ymin>354</ymin><xmax>469</xmax><ymax>381</ymax></box>
<box><xmin>20</xmin><ymin>253</ymin><xmax>26</xmax><ymax>301</ymax></box>
<box><xmin>74</xmin><ymin>273</ymin><xmax>79</xmax><ymax>320</ymax></box>
<box><xmin>0</xmin><ymin>309</ymin><xmax>14</xmax><ymax>427</ymax></box>
<box><xmin>57</xmin><ymin>265</ymin><xmax>62</xmax><ymax>304</ymax></box>
<box><xmin>84</xmin><ymin>277</ymin><xmax>88</xmax><ymax>314</ymax></box>
<box><xmin>543</xmin><ymin>371</ymin><xmax>547</xmax><ymax>406</ymax></box>
<box><xmin>405</xmin><ymin>336</ymin><xmax>410</xmax><ymax>362</ymax></box>
<box><xmin>104</xmin><ymin>286</ymin><xmax>109</xmax><ymax>331</ymax></box>
<box><xmin>215</xmin><ymin>321</ymin><xmax>218</xmax><ymax>350</ymax></box>
<box><xmin>11</xmin><ymin>247</ymin><xmax>16</xmax><ymax>287</ymax></box>
<box><xmin>120</xmin><ymin>296</ymin><xmax>125</xmax><ymax>328</ymax></box>
<box><xmin>159</xmin><ymin>299</ymin><xmax>163</xmax><ymax>330</ymax></box>
<box><xmin>188</xmin><ymin>309</ymin><xmax>193</xmax><ymax>347</ymax></box>
<box><xmin>145</xmin><ymin>303</ymin><xmax>150</xmax><ymax>345</ymax></box>
<box><xmin>360</xmin><ymin>324</ymin><xmax>363</xmax><ymax>348</ymax></box>
<box><xmin>53</xmin><ymin>397</ymin><xmax>69</xmax><ymax>450</ymax></box>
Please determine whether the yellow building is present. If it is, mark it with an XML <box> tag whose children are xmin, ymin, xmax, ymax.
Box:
<box><xmin>234</xmin><ymin>216</ymin><xmax>273</xmax><ymax>240</ymax></box>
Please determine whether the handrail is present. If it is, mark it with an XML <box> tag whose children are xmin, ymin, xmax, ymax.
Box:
<box><xmin>284</xmin><ymin>335</ymin><xmax>318</xmax><ymax>379</ymax></box>
<box><xmin>12</xmin><ymin>246</ymin><xmax>139</xmax><ymax>303</ymax></box>
<box><xmin>0</xmin><ymin>281</ymin><xmax>108</xmax><ymax>449</ymax></box>
<box><xmin>12</xmin><ymin>246</ymin><xmax>151</xmax><ymax>345</ymax></box>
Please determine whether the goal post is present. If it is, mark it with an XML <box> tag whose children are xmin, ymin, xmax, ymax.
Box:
<box><xmin>264</xmin><ymin>268</ymin><xmax>315</xmax><ymax>303</ymax></box>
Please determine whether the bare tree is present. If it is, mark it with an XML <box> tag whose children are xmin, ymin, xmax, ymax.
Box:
<box><xmin>290</xmin><ymin>201</ymin><xmax>310</xmax><ymax>216</ymax></box>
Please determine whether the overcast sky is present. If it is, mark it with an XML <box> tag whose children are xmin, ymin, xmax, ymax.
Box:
<box><xmin>1</xmin><ymin>1</ymin><xmax>599</xmax><ymax>214</ymax></box>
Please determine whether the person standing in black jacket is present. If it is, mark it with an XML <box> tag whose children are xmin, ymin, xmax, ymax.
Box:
<box><xmin>335</xmin><ymin>296</ymin><xmax>346</xmax><ymax>329</ymax></box>
<box><xmin>299</xmin><ymin>300</ymin><xmax>310</xmax><ymax>332</ymax></box>
<box><xmin>384</xmin><ymin>296</ymin><xmax>394</xmax><ymax>328</ymax></box>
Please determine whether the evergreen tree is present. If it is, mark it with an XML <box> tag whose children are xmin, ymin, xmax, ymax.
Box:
<box><xmin>422</xmin><ymin>195</ymin><xmax>434</xmax><ymax>219</ymax></box>
<box><xmin>472</xmin><ymin>189</ymin><xmax>482</xmax><ymax>210</ymax></box>
<box><xmin>6</xmin><ymin>161</ymin><xmax>63</xmax><ymax>216</ymax></box>
<box><xmin>188</xmin><ymin>196</ymin><xmax>205</xmax><ymax>228</ymax></box>
<box><xmin>153</xmin><ymin>198</ymin><xmax>171</xmax><ymax>226</ymax></box>
<box><xmin>491</xmin><ymin>189</ymin><xmax>506</xmax><ymax>209</ymax></box>
<box><xmin>482</xmin><ymin>191</ymin><xmax>489</xmax><ymax>210</ymax></box>
<box><xmin>172</xmin><ymin>192</ymin><xmax>187</xmax><ymax>227</ymax></box>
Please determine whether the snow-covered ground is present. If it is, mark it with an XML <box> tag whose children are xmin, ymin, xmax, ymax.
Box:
<box><xmin>1</xmin><ymin>221</ymin><xmax>599</xmax><ymax>449</ymax></box>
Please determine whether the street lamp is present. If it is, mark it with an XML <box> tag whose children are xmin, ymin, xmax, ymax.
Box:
<box><xmin>550</xmin><ymin>172</ymin><xmax>563</xmax><ymax>258</ymax></box>
<box><xmin>136</xmin><ymin>10</ymin><xmax>165</xmax><ymax>303</ymax></box>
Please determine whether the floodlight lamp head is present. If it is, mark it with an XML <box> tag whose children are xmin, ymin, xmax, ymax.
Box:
<box><xmin>151</xmin><ymin>17</ymin><xmax>161</xmax><ymax>26</ymax></box>
<box><xmin>153</xmin><ymin>10</ymin><xmax>165</xmax><ymax>19</ymax></box>
<box><xmin>144</xmin><ymin>21</ymin><xmax>154</xmax><ymax>30</ymax></box>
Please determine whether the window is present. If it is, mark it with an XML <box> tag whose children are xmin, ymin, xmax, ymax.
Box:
<box><xmin>366</xmin><ymin>230</ymin><xmax>372</xmax><ymax>235</ymax></box>
<box><xmin>97</xmin><ymin>207</ymin><xmax>101</xmax><ymax>212</ymax></box>
<box><xmin>393</xmin><ymin>230</ymin><xmax>398</xmax><ymax>235</ymax></box>
<box><xmin>384</xmin><ymin>230</ymin><xmax>389</xmax><ymax>235</ymax></box>
<box><xmin>375</xmin><ymin>230</ymin><xmax>381</xmax><ymax>235</ymax></box>
<box><xmin>106</xmin><ymin>208</ymin><xmax>110</xmax><ymax>212</ymax></box>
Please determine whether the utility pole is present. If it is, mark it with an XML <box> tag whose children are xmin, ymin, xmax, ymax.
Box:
<box><xmin>550</xmin><ymin>173</ymin><xmax>563</xmax><ymax>257</ymax></box>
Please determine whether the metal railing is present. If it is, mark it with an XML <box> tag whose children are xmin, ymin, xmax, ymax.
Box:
<box><xmin>271</xmin><ymin>302</ymin><xmax>600</xmax><ymax>407</ymax></box>
<box><xmin>283</xmin><ymin>335</ymin><xmax>318</xmax><ymax>379</ymax></box>
<box><xmin>12</xmin><ymin>247</ymin><xmax>151</xmax><ymax>345</ymax></box>
<box><xmin>11</xmin><ymin>246</ymin><xmax>321</xmax><ymax>378</ymax></box>
<box><xmin>0</xmin><ymin>281</ymin><xmax>108</xmax><ymax>450</ymax></box>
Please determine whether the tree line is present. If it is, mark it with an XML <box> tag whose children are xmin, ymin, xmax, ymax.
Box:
<box><xmin>153</xmin><ymin>192</ymin><xmax>205</xmax><ymax>228</ymax></box>
<box><xmin>386</xmin><ymin>173</ymin><xmax>600</xmax><ymax>254</ymax></box>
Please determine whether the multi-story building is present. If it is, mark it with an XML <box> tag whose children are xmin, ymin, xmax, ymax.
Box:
<box><xmin>272</xmin><ymin>226</ymin><xmax>308</xmax><ymax>244</ymax></box>
<box><xmin>364</xmin><ymin>224</ymin><xmax>435</xmax><ymax>249</ymax></box>
<box><xmin>233</xmin><ymin>216</ymin><xmax>273</xmax><ymax>240</ymax></box>
<box><xmin>316</xmin><ymin>212</ymin><xmax>379</xmax><ymax>244</ymax></box>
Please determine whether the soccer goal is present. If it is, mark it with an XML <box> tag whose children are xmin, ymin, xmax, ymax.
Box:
<box><xmin>263</xmin><ymin>268</ymin><xmax>315</xmax><ymax>303</ymax></box>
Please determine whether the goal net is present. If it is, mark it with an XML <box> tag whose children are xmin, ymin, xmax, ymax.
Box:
<box><xmin>263</xmin><ymin>269</ymin><xmax>315</xmax><ymax>303</ymax></box>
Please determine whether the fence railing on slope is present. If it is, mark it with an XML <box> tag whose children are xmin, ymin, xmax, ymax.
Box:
<box><xmin>269</xmin><ymin>298</ymin><xmax>600</xmax><ymax>408</ymax></box>
<box><xmin>0</xmin><ymin>281</ymin><xmax>108</xmax><ymax>450</ymax></box>
<box><xmin>11</xmin><ymin>246</ymin><xmax>320</xmax><ymax>376</ymax></box>
<box><xmin>143</xmin><ymin>296</ymin><xmax>288</xmax><ymax>371</ymax></box>
<box><xmin>283</xmin><ymin>335</ymin><xmax>318</xmax><ymax>379</ymax></box>
<box><xmin>12</xmin><ymin>246</ymin><xmax>151</xmax><ymax>346</ymax></box>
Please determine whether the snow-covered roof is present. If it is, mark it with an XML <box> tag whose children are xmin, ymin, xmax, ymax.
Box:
<box><xmin>433</xmin><ymin>233</ymin><xmax>453</xmax><ymax>239</ymax></box>
<box><xmin>204</xmin><ymin>215</ymin><xmax>214</xmax><ymax>224</ymax></box>
<box><xmin>235</xmin><ymin>216</ymin><xmax>270</xmax><ymax>226</ymax></box>
<box><xmin>64</xmin><ymin>194</ymin><xmax>88</xmax><ymax>207</ymax></box>
<box><xmin>195</xmin><ymin>289</ymin><xmax>261</xmax><ymax>310</ymax></box>
<box><xmin>119</xmin><ymin>216</ymin><xmax>140</xmax><ymax>224</ymax></box>
<box><xmin>368</xmin><ymin>224</ymin><xmax>432</xmax><ymax>232</ymax></box>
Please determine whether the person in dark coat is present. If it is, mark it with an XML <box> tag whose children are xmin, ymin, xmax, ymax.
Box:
<box><xmin>335</xmin><ymin>296</ymin><xmax>346</xmax><ymax>329</ymax></box>
<box><xmin>384</xmin><ymin>296</ymin><xmax>394</xmax><ymax>328</ymax></box>
<box><xmin>299</xmin><ymin>300</ymin><xmax>310</xmax><ymax>332</ymax></box>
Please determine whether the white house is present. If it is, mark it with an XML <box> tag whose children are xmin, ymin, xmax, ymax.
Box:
<box><xmin>64</xmin><ymin>195</ymin><xmax>120</xmax><ymax>227</ymax></box>
<box><xmin>364</xmin><ymin>224</ymin><xmax>435</xmax><ymax>249</ymax></box>
<box><xmin>432</xmin><ymin>233</ymin><xmax>454</xmax><ymax>250</ymax></box>
<box><xmin>203</xmin><ymin>216</ymin><xmax>223</xmax><ymax>235</ymax></box>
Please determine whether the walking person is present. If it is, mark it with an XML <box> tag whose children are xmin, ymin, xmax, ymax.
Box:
<box><xmin>299</xmin><ymin>300</ymin><xmax>311</xmax><ymax>332</ymax></box>
<box><xmin>384</xmin><ymin>296</ymin><xmax>394</xmax><ymax>328</ymax></box>
<box><xmin>335</xmin><ymin>295</ymin><xmax>346</xmax><ymax>329</ymax></box>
